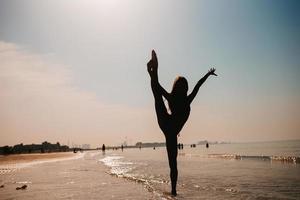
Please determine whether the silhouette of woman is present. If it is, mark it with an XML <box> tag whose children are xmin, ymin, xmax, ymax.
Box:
<box><xmin>147</xmin><ymin>50</ymin><xmax>217</xmax><ymax>196</ymax></box>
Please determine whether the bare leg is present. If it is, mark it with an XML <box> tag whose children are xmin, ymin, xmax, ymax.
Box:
<box><xmin>166</xmin><ymin>136</ymin><xmax>178</xmax><ymax>196</ymax></box>
<box><xmin>150</xmin><ymin>69</ymin><xmax>169</xmax><ymax>132</ymax></box>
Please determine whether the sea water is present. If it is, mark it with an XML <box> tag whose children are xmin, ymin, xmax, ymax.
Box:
<box><xmin>100</xmin><ymin>140</ymin><xmax>300</xmax><ymax>199</ymax></box>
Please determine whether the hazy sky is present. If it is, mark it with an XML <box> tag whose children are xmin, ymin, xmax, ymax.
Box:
<box><xmin>0</xmin><ymin>0</ymin><xmax>299</xmax><ymax>147</ymax></box>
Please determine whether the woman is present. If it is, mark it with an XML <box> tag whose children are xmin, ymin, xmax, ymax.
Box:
<box><xmin>147</xmin><ymin>50</ymin><xmax>217</xmax><ymax>196</ymax></box>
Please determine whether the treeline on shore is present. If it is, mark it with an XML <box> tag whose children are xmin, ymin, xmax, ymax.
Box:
<box><xmin>0</xmin><ymin>141</ymin><xmax>69</xmax><ymax>155</ymax></box>
<box><xmin>135</xmin><ymin>142</ymin><xmax>165</xmax><ymax>148</ymax></box>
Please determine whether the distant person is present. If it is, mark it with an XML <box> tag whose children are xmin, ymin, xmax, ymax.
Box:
<box><xmin>147</xmin><ymin>50</ymin><xmax>216</xmax><ymax>196</ymax></box>
<box><xmin>206</xmin><ymin>142</ymin><xmax>209</xmax><ymax>148</ymax></box>
<box><xmin>102</xmin><ymin>144</ymin><xmax>105</xmax><ymax>152</ymax></box>
<box><xmin>121</xmin><ymin>145</ymin><xmax>124</xmax><ymax>152</ymax></box>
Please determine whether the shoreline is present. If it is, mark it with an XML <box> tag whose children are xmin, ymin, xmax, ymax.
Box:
<box><xmin>0</xmin><ymin>152</ymin><xmax>76</xmax><ymax>165</ymax></box>
<box><xmin>0</xmin><ymin>151</ymin><xmax>155</xmax><ymax>200</ymax></box>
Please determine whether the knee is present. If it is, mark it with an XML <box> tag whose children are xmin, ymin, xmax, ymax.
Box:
<box><xmin>169</xmin><ymin>161</ymin><xmax>177</xmax><ymax>171</ymax></box>
<box><xmin>172</xmin><ymin>165</ymin><xmax>178</xmax><ymax>173</ymax></box>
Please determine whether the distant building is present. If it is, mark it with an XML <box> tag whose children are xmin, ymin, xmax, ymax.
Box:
<box><xmin>81</xmin><ymin>144</ymin><xmax>90</xmax><ymax>149</ymax></box>
<box><xmin>136</xmin><ymin>142</ymin><xmax>142</xmax><ymax>147</ymax></box>
<box><xmin>122</xmin><ymin>141</ymin><xmax>127</xmax><ymax>147</ymax></box>
<box><xmin>135</xmin><ymin>142</ymin><xmax>165</xmax><ymax>148</ymax></box>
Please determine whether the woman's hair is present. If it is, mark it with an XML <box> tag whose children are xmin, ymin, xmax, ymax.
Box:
<box><xmin>171</xmin><ymin>76</ymin><xmax>188</xmax><ymax>97</ymax></box>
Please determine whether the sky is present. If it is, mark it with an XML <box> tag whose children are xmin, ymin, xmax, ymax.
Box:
<box><xmin>0</xmin><ymin>0</ymin><xmax>299</xmax><ymax>147</ymax></box>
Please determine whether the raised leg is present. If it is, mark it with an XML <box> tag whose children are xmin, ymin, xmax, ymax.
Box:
<box><xmin>150</xmin><ymin>71</ymin><xmax>169</xmax><ymax>132</ymax></box>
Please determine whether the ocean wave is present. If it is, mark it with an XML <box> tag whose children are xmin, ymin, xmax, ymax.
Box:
<box><xmin>207</xmin><ymin>154</ymin><xmax>300</xmax><ymax>164</ymax></box>
<box><xmin>99</xmin><ymin>155</ymin><xmax>170</xmax><ymax>199</ymax></box>
<box><xmin>270</xmin><ymin>155</ymin><xmax>300</xmax><ymax>163</ymax></box>
<box><xmin>179</xmin><ymin>153</ymin><xmax>300</xmax><ymax>164</ymax></box>
<box><xmin>99</xmin><ymin>156</ymin><xmax>134</xmax><ymax>176</ymax></box>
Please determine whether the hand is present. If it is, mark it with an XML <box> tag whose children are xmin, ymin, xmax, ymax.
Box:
<box><xmin>208</xmin><ymin>68</ymin><xmax>217</xmax><ymax>76</ymax></box>
<box><xmin>147</xmin><ymin>50</ymin><xmax>158</xmax><ymax>75</ymax></box>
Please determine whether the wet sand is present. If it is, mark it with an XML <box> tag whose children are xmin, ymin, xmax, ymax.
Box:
<box><xmin>0</xmin><ymin>152</ymin><xmax>75</xmax><ymax>165</ymax></box>
<box><xmin>0</xmin><ymin>151</ymin><xmax>154</xmax><ymax>200</ymax></box>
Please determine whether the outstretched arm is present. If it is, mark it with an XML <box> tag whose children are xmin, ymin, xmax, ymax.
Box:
<box><xmin>147</xmin><ymin>50</ymin><xmax>171</xmax><ymax>101</ymax></box>
<box><xmin>188</xmin><ymin>68</ymin><xmax>217</xmax><ymax>104</ymax></box>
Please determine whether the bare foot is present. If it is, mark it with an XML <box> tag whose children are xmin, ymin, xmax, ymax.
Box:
<box><xmin>147</xmin><ymin>50</ymin><xmax>158</xmax><ymax>77</ymax></box>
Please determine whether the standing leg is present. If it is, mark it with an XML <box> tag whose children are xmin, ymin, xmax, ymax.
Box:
<box><xmin>166</xmin><ymin>136</ymin><xmax>178</xmax><ymax>196</ymax></box>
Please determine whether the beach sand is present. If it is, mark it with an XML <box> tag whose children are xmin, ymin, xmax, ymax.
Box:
<box><xmin>0</xmin><ymin>151</ymin><xmax>154</xmax><ymax>200</ymax></box>
<box><xmin>0</xmin><ymin>152</ymin><xmax>75</xmax><ymax>165</ymax></box>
